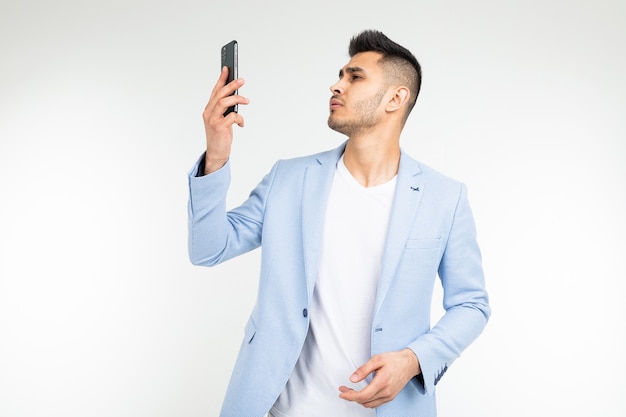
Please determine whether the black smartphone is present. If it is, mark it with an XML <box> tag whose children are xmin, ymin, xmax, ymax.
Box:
<box><xmin>221</xmin><ymin>40</ymin><xmax>238</xmax><ymax>116</ymax></box>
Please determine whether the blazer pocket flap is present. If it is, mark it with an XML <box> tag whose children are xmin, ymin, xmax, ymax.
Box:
<box><xmin>405</xmin><ymin>238</ymin><xmax>441</xmax><ymax>250</ymax></box>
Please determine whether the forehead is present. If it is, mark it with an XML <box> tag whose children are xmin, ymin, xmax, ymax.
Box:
<box><xmin>341</xmin><ymin>51</ymin><xmax>384</xmax><ymax>74</ymax></box>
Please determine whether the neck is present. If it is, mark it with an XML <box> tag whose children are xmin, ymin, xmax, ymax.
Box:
<box><xmin>342</xmin><ymin>134</ymin><xmax>401</xmax><ymax>188</ymax></box>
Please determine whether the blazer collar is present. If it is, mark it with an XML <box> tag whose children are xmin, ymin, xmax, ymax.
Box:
<box><xmin>301</xmin><ymin>142</ymin><xmax>425</xmax><ymax>307</ymax></box>
<box><xmin>375</xmin><ymin>151</ymin><xmax>424</xmax><ymax>315</ymax></box>
<box><xmin>301</xmin><ymin>142</ymin><xmax>347</xmax><ymax>299</ymax></box>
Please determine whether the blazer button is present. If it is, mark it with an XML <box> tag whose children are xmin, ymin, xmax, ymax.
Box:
<box><xmin>302</xmin><ymin>308</ymin><xmax>308</xmax><ymax>318</ymax></box>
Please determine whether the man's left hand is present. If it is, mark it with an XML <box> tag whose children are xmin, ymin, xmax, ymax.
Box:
<box><xmin>338</xmin><ymin>348</ymin><xmax>421</xmax><ymax>408</ymax></box>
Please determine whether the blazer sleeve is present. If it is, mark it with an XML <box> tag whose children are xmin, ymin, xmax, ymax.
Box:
<box><xmin>407</xmin><ymin>183</ymin><xmax>491</xmax><ymax>396</ymax></box>
<box><xmin>187</xmin><ymin>154</ymin><xmax>279</xmax><ymax>266</ymax></box>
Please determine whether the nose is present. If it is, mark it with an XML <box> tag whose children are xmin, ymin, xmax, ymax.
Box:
<box><xmin>330</xmin><ymin>80</ymin><xmax>344</xmax><ymax>95</ymax></box>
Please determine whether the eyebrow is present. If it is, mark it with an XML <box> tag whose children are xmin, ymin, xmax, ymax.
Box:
<box><xmin>338</xmin><ymin>66</ymin><xmax>365</xmax><ymax>78</ymax></box>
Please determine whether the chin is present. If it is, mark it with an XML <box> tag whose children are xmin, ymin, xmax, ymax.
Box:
<box><xmin>327</xmin><ymin>117</ymin><xmax>340</xmax><ymax>132</ymax></box>
<box><xmin>328</xmin><ymin>123</ymin><xmax>350</xmax><ymax>137</ymax></box>
<box><xmin>328</xmin><ymin>114</ymin><xmax>342</xmax><ymax>129</ymax></box>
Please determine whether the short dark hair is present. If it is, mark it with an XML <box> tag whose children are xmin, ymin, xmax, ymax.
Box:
<box><xmin>349</xmin><ymin>30</ymin><xmax>422</xmax><ymax>118</ymax></box>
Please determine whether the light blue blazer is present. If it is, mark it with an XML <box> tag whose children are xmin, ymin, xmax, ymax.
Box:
<box><xmin>188</xmin><ymin>142</ymin><xmax>490</xmax><ymax>417</ymax></box>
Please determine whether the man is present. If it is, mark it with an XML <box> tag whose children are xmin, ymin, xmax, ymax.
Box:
<box><xmin>188</xmin><ymin>30</ymin><xmax>490</xmax><ymax>417</ymax></box>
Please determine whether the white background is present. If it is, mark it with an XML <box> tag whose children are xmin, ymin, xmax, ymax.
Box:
<box><xmin>1</xmin><ymin>1</ymin><xmax>625</xmax><ymax>416</ymax></box>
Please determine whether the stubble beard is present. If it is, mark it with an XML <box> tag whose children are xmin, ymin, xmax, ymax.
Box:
<box><xmin>328</xmin><ymin>90</ymin><xmax>386</xmax><ymax>137</ymax></box>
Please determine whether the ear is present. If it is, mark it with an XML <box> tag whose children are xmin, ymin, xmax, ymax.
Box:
<box><xmin>385</xmin><ymin>86</ymin><xmax>411</xmax><ymax>114</ymax></box>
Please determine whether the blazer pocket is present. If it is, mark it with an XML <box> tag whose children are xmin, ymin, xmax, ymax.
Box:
<box><xmin>405</xmin><ymin>237</ymin><xmax>441</xmax><ymax>250</ymax></box>
<box><xmin>244</xmin><ymin>317</ymin><xmax>256</xmax><ymax>343</ymax></box>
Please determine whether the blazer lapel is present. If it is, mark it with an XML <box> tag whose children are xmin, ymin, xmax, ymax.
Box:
<box><xmin>301</xmin><ymin>143</ymin><xmax>346</xmax><ymax>300</ymax></box>
<box><xmin>374</xmin><ymin>151</ymin><xmax>424</xmax><ymax>315</ymax></box>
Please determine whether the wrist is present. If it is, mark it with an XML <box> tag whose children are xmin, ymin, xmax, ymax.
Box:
<box><xmin>403</xmin><ymin>348</ymin><xmax>421</xmax><ymax>376</ymax></box>
<box><xmin>204</xmin><ymin>156</ymin><xmax>228</xmax><ymax>175</ymax></box>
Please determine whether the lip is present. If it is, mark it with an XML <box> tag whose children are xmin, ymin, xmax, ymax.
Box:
<box><xmin>329</xmin><ymin>98</ymin><xmax>343</xmax><ymax>110</ymax></box>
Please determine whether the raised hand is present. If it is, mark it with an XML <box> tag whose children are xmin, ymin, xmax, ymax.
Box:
<box><xmin>202</xmin><ymin>66</ymin><xmax>249</xmax><ymax>174</ymax></box>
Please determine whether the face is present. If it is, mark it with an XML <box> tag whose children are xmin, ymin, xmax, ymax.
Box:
<box><xmin>328</xmin><ymin>51</ymin><xmax>390</xmax><ymax>137</ymax></box>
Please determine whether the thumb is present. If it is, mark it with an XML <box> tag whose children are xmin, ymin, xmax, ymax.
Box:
<box><xmin>350</xmin><ymin>356</ymin><xmax>381</xmax><ymax>383</ymax></box>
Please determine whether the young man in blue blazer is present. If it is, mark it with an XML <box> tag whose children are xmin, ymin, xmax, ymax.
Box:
<box><xmin>188</xmin><ymin>30</ymin><xmax>490</xmax><ymax>417</ymax></box>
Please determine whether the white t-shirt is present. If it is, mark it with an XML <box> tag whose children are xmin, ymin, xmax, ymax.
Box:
<box><xmin>270</xmin><ymin>155</ymin><xmax>397</xmax><ymax>417</ymax></box>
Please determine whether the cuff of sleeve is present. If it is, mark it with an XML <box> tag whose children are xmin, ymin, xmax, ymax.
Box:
<box><xmin>195</xmin><ymin>153</ymin><xmax>206</xmax><ymax>177</ymax></box>
<box><xmin>407</xmin><ymin>341</ymin><xmax>447</xmax><ymax>397</ymax></box>
<box><xmin>194</xmin><ymin>153</ymin><xmax>230</xmax><ymax>177</ymax></box>
<box><xmin>188</xmin><ymin>153</ymin><xmax>231</xmax><ymax>202</ymax></box>
<box><xmin>189</xmin><ymin>152</ymin><xmax>230</xmax><ymax>178</ymax></box>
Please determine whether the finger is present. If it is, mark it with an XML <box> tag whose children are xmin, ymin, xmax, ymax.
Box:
<box><xmin>338</xmin><ymin>383</ymin><xmax>377</xmax><ymax>402</ymax></box>
<box><xmin>225</xmin><ymin>111</ymin><xmax>247</xmax><ymax>128</ymax></box>
<box><xmin>206</xmin><ymin>68</ymin><xmax>238</xmax><ymax>113</ymax></box>
<box><xmin>203</xmin><ymin>69</ymin><xmax>228</xmax><ymax>120</ymax></box>
<box><xmin>339</xmin><ymin>369</ymin><xmax>388</xmax><ymax>403</ymax></box>
<box><xmin>338</xmin><ymin>386</ymin><xmax>355</xmax><ymax>394</ymax></box>
<box><xmin>218</xmin><ymin>93</ymin><xmax>249</xmax><ymax>113</ymax></box>
<box><xmin>205</xmin><ymin>93</ymin><xmax>249</xmax><ymax>127</ymax></box>
<box><xmin>218</xmin><ymin>77</ymin><xmax>246</xmax><ymax>102</ymax></box>
<box><xmin>353</xmin><ymin>377</ymin><xmax>382</xmax><ymax>400</ymax></box>
<box><xmin>232</xmin><ymin>112</ymin><xmax>245</xmax><ymax>128</ymax></box>
<box><xmin>209</xmin><ymin>96</ymin><xmax>249</xmax><ymax>127</ymax></box>
<box><xmin>209</xmin><ymin>78</ymin><xmax>247</xmax><ymax>114</ymax></box>
<box><xmin>208</xmin><ymin>67</ymin><xmax>231</xmax><ymax>102</ymax></box>
<box><xmin>338</xmin><ymin>385</ymin><xmax>360</xmax><ymax>402</ymax></box>
<box><xmin>339</xmin><ymin>386</ymin><xmax>386</xmax><ymax>409</ymax></box>
<box><xmin>350</xmin><ymin>355</ymin><xmax>382</xmax><ymax>383</ymax></box>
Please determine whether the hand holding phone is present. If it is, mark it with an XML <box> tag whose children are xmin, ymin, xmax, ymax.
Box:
<box><xmin>201</xmin><ymin>40</ymin><xmax>246</xmax><ymax>174</ymax></box>
<box><xmin>221</xmin><ymin>40</ymin><xmax>238</xmax><ymax>116</ymax></box>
